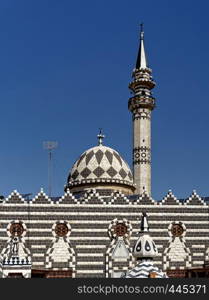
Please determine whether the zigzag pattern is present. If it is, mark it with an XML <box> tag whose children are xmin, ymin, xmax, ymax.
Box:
<box><xmin>159</xmin><ymin>190</ymin><xmax>182</xmax><ymax>205</ymax></box>
<box><xmin>109</xmin><ymin>191</ymin><xmax>130</xmax><ymax>205</ymax></box>
<box><xmin>1</xmin><ymin>189</ymin><xmax>208</xmax><ymax>205</ymax></box>
<box><xmin>4</xmin><ymin>190</ymin><xmax>26</xmax><ymax>204</ymax></box>
<box><xmin>122</xmin><ymin>261</ymin><xmax>167</xmax><ymax>278</ymax></box>
<box><xmin>58</xmin><ymin>189</ymin><xmax>78</xmax><ymax>204</ymax></box>
<box><xmin>32</xmin><ymin>188</ymin><xmax>53</xmax><ymax>204</ymax></box>
<box><xmin>184</xmin><ymin>190</ymin><xmax>206</xmax><ymax>206</ymax></box>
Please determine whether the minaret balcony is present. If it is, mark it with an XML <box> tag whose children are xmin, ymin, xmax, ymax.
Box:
<box><xmin>129</xmin><ymin>79</ymin><xmax>155</xmax><ymax>91</ymax></box>
<box><xmin>132</xmin><ymin>67</ymin><xmax>152</xmax><ymax>77</ymax></box>
<box><xmin>128</xmin><ymin>95</ymin><xmax>155</xmax><ymax>111</ymax></box>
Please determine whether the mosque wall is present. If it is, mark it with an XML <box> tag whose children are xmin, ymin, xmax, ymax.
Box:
<box><xmin>0</xmin><ymin>188</ymin><xmax>208</xmax><ymax>278</ymax></box>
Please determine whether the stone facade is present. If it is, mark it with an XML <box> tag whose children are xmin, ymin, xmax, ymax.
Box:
<box><xmin>0</xmin><ymin>189</ymin><xmax>208</xmax><ymax>278</ymax></box>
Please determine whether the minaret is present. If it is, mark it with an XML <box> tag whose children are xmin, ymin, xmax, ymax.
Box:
<box><xmin>128</xmin><ymin>24</ymin><xmax>156</xmax><ymax>195</ymax></box>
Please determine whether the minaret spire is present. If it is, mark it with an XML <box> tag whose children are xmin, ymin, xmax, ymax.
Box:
<box><xmin>128</xmin><ymin>25</ymin><xmax>156</xmax><ymax>195</ymax></box>
<box><xmin>136</xmin><ymin>23</ymin><xmax>147</xmax><ymax>69</ymax></box>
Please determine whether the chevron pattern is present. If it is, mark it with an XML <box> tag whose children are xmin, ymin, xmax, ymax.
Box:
<box><xmin>122</xmin><ymin>261</ymin><xmax>168</xmax><ymax>278</ymax></box>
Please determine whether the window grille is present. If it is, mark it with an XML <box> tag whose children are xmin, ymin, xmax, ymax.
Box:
<box><xmin>10</xmin><ymin>223</ymin><xmax>24</xmax><ymax>237</ymax></box>
<box><xmin>171</xmin><ymin>224</ymin><xmax>184</xmax><ymax>237</ymax></box>
<box><xmin>114</xmin><ymin>223</ymin><xmax>128</xmax><ymax>237</ymax></box>
<box><xmin>55</xmin><ymin>223</ymin><xmax>68</xmax><ymax>237</ymax></box>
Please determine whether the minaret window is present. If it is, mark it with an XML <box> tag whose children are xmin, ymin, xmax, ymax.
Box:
<box><xmin>9</xmin><ymin>223</ymin><xmax>24</xmax><ymax>237</ymax></box>
<box><xmin>114</xmin><ymin>223</ymin><xmax>128</xmax><ymax>237</ymax></box>
<box><xmin>55</xmin><ymin>223</ymin><xmax>69</xmax><ymax>237</ymax></box>
<box><xmin>171</xmin><ymin>224</ymin><xmax>184</xmax><ymax>237</ymax></box>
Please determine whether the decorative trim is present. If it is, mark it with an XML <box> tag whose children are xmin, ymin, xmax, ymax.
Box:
<box><xmin>133</xmin><ymin>147</ymin><xmax>151</xmax><ymax>165</ymax></box>
<box><xmin>6</xmin><ymin>221</ymin><xmax>27</xmax><ymax>238</ymax></box>
<box><xmin>68</xmin><ymin>178</ymin><xmax>135</xmax><ymax>188</ymax></box>
<box><xmin>168</xmin><ymin>222</ymin><xmax>186</xmax><ymax>238</ymax></box>
<box><xmin>128</xmin><ymin>95</ymin><xmax>155</xmax><ymax>111</ymax></box>
<box><xmin>52</xmin><ymin>221</ymin><xmax>71</xmax><ymax>238</ymax></box>
<box><xmin>133</xmin><ymin>109</ymin><xmax>151</xmax><ymax>120</ymax></box>
<box><xmin>108</xmin><ymin>218</ymin><xmax>133</xmax><ymax>240</ymax></box>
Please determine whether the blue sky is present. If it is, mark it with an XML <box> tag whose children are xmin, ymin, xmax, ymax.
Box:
<box><xmin>0</xmin><ymin>0</ymin><xmax>209</xmax><ymax>200</ymax></box>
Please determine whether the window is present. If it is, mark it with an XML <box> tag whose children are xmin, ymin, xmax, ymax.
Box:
<box><xmin>10</xmin><ymin>223</ymin><xmax>24</xmax><ymax>237</ymax></box>
<box><xmin>171</xmin><ymin>224</ymin><xmax>184</xmax><ymax>237</ymax></box>
<box><xmin>114</xmin><ymin>223</ymin><xmax>128</xmax><ymax>237</ymax></box>
<box><xmin>55</xmin><ymin>223</ymin><xmax>69</xmax><ymax>237</ymax></box>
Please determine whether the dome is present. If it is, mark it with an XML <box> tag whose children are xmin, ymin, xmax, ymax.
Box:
<box><xmin>133</xmin><ymin>234</ymin><xmax>158</xmax><ymax>259</ymax></box>
<box><xmin>66</xmin><ymin>145</ymin><xmax>135</xmax><ymax>194</ymax></box>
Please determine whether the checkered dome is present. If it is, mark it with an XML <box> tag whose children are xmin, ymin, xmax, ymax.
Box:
<box><xmin>67</xmin><ymin>145</ymin><xmax>134</xmax><ymax>188</ymax></box>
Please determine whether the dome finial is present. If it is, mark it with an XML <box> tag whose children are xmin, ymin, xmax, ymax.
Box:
<box><xmin>97</xmin><ymin>128</ymin><xmax>105</xmax><ymax>146</ymax></box>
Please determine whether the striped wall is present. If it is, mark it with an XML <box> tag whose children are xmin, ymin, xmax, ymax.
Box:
<box><xmin>0</xmin><ymin>189</ymin><xmax>208</xmax><ymax>277</ymax></box>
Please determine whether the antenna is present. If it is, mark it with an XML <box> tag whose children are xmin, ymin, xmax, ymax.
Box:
<box><xmin>43</xmin><ymin>141</ymin><xmax>58</xmax><ymax>197</ymax></box>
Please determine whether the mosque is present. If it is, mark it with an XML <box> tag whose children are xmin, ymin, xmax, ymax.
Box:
<box><xmin>0</xmin><ymin>26</ymin><xmax>209</xmax><ymax>278</ymax></box>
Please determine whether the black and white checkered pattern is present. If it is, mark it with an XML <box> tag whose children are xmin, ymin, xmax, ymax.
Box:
<box><xmin>67</xmin><ymin>145</ymin><xmax>134</xmax><ymax>188</ymax></box>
